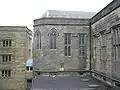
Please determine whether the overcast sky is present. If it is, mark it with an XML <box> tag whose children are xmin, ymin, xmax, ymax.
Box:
<box><xmin>0</xmin><ymin>0</ymin><xmax>113</xmax><ymax>30</ymax></box>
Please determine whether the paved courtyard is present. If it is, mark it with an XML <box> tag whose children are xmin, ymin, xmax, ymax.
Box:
<box><xmin>31</xmin><ymin>74</ymin><xmax>110</xmax><ymax>90</ymax></box>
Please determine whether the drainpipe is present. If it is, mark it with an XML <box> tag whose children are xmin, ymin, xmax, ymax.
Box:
<box><xmin>89</xmin><ymin>22</ymin><xmax>92</xmax><ymax>76</ymax></box>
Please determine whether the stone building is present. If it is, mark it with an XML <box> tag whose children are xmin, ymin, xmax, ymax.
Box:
<box><xmin>0</xmin><ymin>26</ymin><xmax>32</xmax><ymax>90</ymax></box>
<box><xmin>32</xmin><ymin>0</ymin><xmax>120</xmax><ymax>89</ymax></box>
<box><xmin>91</xmin><ymin>0</ymin><xmax>120</xmax><ymax>88</ymax></box>
<box><xmin>33</xmin><ymin>10</ymin><xmax>95</xmax><ymax>75</ymax></box>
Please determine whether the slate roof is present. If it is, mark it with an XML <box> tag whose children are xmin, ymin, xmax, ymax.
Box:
<box><xmin>31</xmin><ymin>75</ymin><xmax>109</xmax><ymax>90</ymax></box>
<box><xmin>42</xmin><ymin>10</ymin><xmax>96</xmax><ymax>19</ymax></box>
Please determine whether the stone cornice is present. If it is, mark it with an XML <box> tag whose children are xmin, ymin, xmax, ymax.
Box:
<box><xmin>34</xmin><ymin>18</ymin><xmax>89</xmax><ymax>26</ymax></box>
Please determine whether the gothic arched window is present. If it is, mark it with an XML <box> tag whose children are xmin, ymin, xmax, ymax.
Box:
<box><xmin>49</xmin><ymin>29</ymin><xmax>57</xmax><ymax>49</ymax></box>
<box><xmin>35</xmin><ymin>31</ymin><xmax>41</xmax><ymax>49</ymax></box>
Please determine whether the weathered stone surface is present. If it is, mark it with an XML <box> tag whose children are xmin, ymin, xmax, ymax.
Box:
<box><xmin>0</xmin><ymin>26</ymin><xmax>32</xmax><ymax>90</ymax></box>
<box><xmin>33</xmin><ymin>12</ymin><xmax>90</xmax><ymax>73</ymax></box>
<box><xmin>91</xmin><ymin>6</ymin><xmax>120</xmax><ymax>79</ymax></box>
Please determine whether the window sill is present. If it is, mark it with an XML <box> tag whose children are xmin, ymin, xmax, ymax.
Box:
<box><xmin>50</xmin><ymin>49</ymin><xmax>57</xmax><ymax>51</ymax></box>
<box><xmin>64</xmin><ymin>56</ymin><xmax>72</xmax><ymax>58</ymax></box>
<box><xmin>101</xmin><ymin>45</ymin><xmax>107</xmax><ymax>48</ymax></box>
<box><xmin>112</xmin><ymin>60</ymin><xmax>120</xmax><ymax>63</ymax></box>
<box><xmin>26</xmin><ymin>70</ymin><xmax>33</xmax><ymax>72</ymax></box>
<box><xmin>77</xmin><ymin>56</ymin><xmax>87</xmax><ymax>59</ymax></box>
<box><xmin>0</xmin><ymin>62</ymin><xmax>12</xmax><ymax>64</ymax></box>
<box><xmin>1</xmin><ymin>76</ymin><xmax>12</xmax><ymax>79</ymax></box>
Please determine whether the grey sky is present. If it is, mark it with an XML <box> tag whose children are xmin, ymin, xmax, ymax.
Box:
<box><xmin>0</xmin><ymin>0</ymin><xmax>113</xmax><ymax>30</ymax></box>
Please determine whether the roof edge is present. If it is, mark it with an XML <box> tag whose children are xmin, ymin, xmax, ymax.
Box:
<box><xmin>90</xmin><ymin>0</ymin><xmax>120</xmax><ymax>24</ymax></box>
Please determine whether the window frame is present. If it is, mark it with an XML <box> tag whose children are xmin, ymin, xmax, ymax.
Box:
<box><xmin>26</xmin><ymin>66</ymin><xmax>33</xmax><ymax>71</ymax></box>
<box><xmin>1</xmin><ymin>54</ymin><xmax>12</xmax><ymax>62</ymax></box>
<box><xmin>49</xmin><ymin>29</ymin><xmax>57</xmax><ymax>49</ymax></box>
<box><xmin>64</xmin><ymin>33</ymin><xmax>72</xmax><ymax>57</ymax></box>
<box><xmin>34</xmin><ymin>30</ymin><xmax>41</xmax><ymax>49</ymax></box>
<box><xmin>1</xmin><ymin>70</ymin><xmax>11</xmax><ymax>77</ymax></box>
<box><xmin>2</xmin><ymin>39</ymin><xmax>12</xmax><ymax>47</ymax></box>
<box><xmin>78</xmin><ymin>33</ymin><xmax>87</xmax><ymax>57</ymax></box>
<box><xmin>112</xmin><ymin>26</ymin><xmax>120</xmax><ymax>62</ymax></box>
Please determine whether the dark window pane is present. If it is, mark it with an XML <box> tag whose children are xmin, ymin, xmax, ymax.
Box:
<box><xmin>2</xmin><ymin>71</ymin><xmax>4</xmax><ymax>77</ymax></box>
<box><xmin>2</xmin><ymin>55</ymin><xmax>5</xmax><ymax>62</ymax></box>
<box><xmin>5</xmin><ymin>71</ymin><xmax>7</xmax><ymax>76</ymax></box>
<box><xmin>82</xmin><ymin>47</ymin><xmax>85</xmax><ymax>56</ymax></box>
<box><xmin>26</xmin><ymin>66</ymin><xmax>29</xmax><ymax>70</ymax></box>
<box><xmin>30</xmin><ymin>67</ymin><xmax>33</xmax><ymax>70</ymax></box>
<box><xmin>79</xmin><ymin>47</ymin><xmax>82</xmax><ymax>56</ymax></box>
<box><xmin>36</xmin><ymin>33</ymin><xmax>41</xmax><ymax>49</ymax></box>
<box><xmin>68</xmin><ymin>46</ymin><xmax>71</xmax><ymax>56</ymax></box>
<box><xmin>65</xmin><ymin>35</ymin><xmax>67</xmax><ymax>44</ymax></box>
<box><xmin>3</xmin><ymin>40</ymin><xmax>5</xmax><ymax>47</ymax></box>
<box><xmin>68</xmin><ymin>34</ymin><xmax>71</xmax><ymax>44</ymax></box>
<box><xmin>54</xmin><ymin>35</ymin><xmax>56</xmax><ymax>49</ymax></box>
<box><xmin>8</xmin><ymin>71</ymin><xmax>11</xmax><ymax>76</ymax></box>
<box><xmin>9</xmin><ymin>40</ymin><xmax>12</xmax><ymax>46</ymax></box>
<box><xmin>9</xmin><ymin>55</ymin><xmax>11</xmax><ymax>61</ymax></box>
<box><xmin>27</xmin><ymin>79</ymin><xmax>32</xmax><ymax>83</ymax></box>
<box><xmin>65</xmin><ymin>46</ymin><xmax>67</xmax><ymax>56</ymax></box>
<box><xmin>6</xmin><ymin>56</ymin><xmax>8</xmax><ymax>62</ymax></box>
<box><xmin>6</xmin><ymin>41</ymin><xmax>8</xmax><ymax>47</ymax></box>
<box><xmin>50</xmin><ymin>35</ymin><xmax>53</xmax><ymax>49</ymax></box>
<box><xmin>82</xmin><ymin>35</ymin><xmax>84</xmax><ymax>45</ymax></box>
<box><xmin>50</xmin><ymin>30</ymin><xmax>56</xmax><ymax>49</ymax></box>
<box><xmin>79</xmin><ymin>35</ymin><xmax>81</xmax><ymax>45</ymax></box>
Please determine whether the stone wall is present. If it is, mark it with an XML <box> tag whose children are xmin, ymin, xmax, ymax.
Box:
<box><xmin>33</xmin><ymin>18</ymin><xmax>90</xmax><ymax>72</ymax></box>
<box><xmin>91</xmin><ymin>6</ymin><xmax>120</xmax><ymax>79</ymax></box>
<box><xmin>0</xmin><ymin>26</ymin><xmax>32</xmax><ymax>90</ymax></box>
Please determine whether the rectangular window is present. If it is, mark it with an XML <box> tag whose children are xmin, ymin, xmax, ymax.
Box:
<box><xmin>2</xmin><ymin>55</ymin><xmax>12</xmax><ymax>62</ymax></box>
<box><xmin>26</xmin><ymin>66</ymin><xmax>33</xmax><ymax>71</ymax></box>
<box><xmin>78</xmin><ymin>34</ymin><xmax>87</xmax><ymax>57</ymax></box>
<box><xmin>100</xmin><ymin>32</ymin><xmax>107</xmax><ymax>60</ymax></box>
<box><xmin>64</xmin><ymin>33</ymin><xmax>71</xmax><ymax>56</ymax></box>
<box><xmin>1</xmin><ymin>70</ymin><xmax>11</xmax><ymax>77</ymax></box>
<box><xmin>113</xmin><ymin>27</ymin><xmax>120</xmax><ymax>61</ymax></box>
<box><xmin>2</xmin><ymin>40</ymin><xmax>12</xmax><ymax>47</ymax></box>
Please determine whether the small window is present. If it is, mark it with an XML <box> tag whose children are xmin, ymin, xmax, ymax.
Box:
<box><xmin>26</xmin><ymin>66</ymin><xmax>33</xmax><ymax>71</ymax></box>
<box><xmin>2</xmin><ymin>40</ymin><xmax>12</xmax><ymax>47</ymax></box>
<box><xmin>2</xmin><ymin>55</ymin><xmax>12</xmax><ymax>62</ymax></box>
<box><xmin>27</xmin><ymin>79</ymin><xmax>32</xmax><ymax>83</ymax></box>
<box><xmin>26</xmin><ymin>66</ymin><xmax>29</xmax><ymax>70</ymax></box>
<box><xmin>1</xmin><ymin>70</ymin><xmax>11</xmax><ymax>77</ymax></box>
